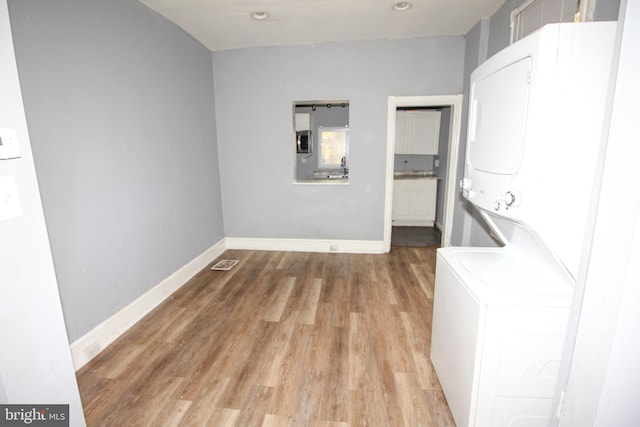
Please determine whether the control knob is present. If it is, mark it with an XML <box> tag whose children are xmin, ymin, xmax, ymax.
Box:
<box><xmin>504</xmin><ymin>190</ymin><xmax>521</xmax><ymax>207</ymax></box>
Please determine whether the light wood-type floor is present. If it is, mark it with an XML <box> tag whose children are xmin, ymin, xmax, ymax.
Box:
<box><xmin>77</xmin><ymin>247</ymin><xmax>455</xmax><ymax>426</ymax></box>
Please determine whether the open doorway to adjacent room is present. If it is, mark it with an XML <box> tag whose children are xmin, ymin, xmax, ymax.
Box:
<box><xmin>383</xmin><ymin>95</ymin><xmax>463</xmax><ymax>250</ymax></box>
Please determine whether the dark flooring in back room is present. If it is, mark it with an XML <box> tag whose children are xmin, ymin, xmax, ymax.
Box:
<box><xmin>391</xmin><ymin>226</ymin><xmax>441</xmax><ymax>248</ymax></box>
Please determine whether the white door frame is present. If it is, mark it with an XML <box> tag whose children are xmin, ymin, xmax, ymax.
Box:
<box><xmin>383</xmin><ymin>95</ymin><xmax>463</xmax><ymax>250</ymax></box>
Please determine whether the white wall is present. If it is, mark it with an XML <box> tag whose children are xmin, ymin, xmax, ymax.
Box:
<box><xmin>212</xmin><ymin>37</ymin><xmax>464</xmax><ymax>241</ymax></box>
<box><xmin>8</xmin><ymin>0</ymin><xmax>225</xmax><ymax>342</ymax></box>
<box><xmin>557</xmin><ymin>0</ymin><xmax>640</xmax><ymax>424</ymax></box>
<box><xmin>0</xmin><ymin>0</ymin><xmax>84</xmax><ymax>423</ymax></box>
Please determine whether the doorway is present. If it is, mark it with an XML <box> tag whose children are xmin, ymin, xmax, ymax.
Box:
<box><xmin>383</xmin><ymin>95</ymin><xmax>463</xmax><ymax>251</ymax></box>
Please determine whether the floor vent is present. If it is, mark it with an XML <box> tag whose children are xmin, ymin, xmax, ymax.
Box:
<box><xmin>210</xmin><ymin>259</ymin><xmax>239</xmax><ymax>271</ymax></box>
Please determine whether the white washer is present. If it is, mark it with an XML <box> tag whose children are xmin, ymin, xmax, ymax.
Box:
<box><xmin>430</xmin><ymin>246</ymin><xmax>573</xmax><ymax>427</ymax></box>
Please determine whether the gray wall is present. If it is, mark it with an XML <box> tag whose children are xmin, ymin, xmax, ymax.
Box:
<box><xmin>8</xmin><ymin>0</ymin><xmax>224</xmax><ymax>342</ymax></box>
<box><xmin>434</xmin><ymin>106</ymin><xmax>451</xmax><ymax>226</ymax></box>
<box><xmin>593</xmin><ymin>0</ymin><xmax>621</xmax><ymax>20</ymax></box>
<box><xmin>487</xmin><ymin>0</ymin><xmax>526</xmax><ymax>58</ymax></box>
<box><xmin>0</xmin><ymin>0</ymin><xmax>84</xmax><ymax>422</ymax></box>
<box><xmin>213</xmin><ymin>37</ymin><xmax>464</xmax><ymax>240</ymax></box>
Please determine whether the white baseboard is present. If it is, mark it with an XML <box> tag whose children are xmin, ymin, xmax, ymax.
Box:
<box><xmin>225</xmin><ymin>237</ymin><xmax>388</xmax><ymax>254</ymax></box>
<box><xmin>69</xmin><ymin>239</ymin><xmax>226</xmax><ymax>371</ymax></box>
<box><xmin>392</xmin><ymin>220</ymin><xmax>435</xmax><ymax>227</ymax></box>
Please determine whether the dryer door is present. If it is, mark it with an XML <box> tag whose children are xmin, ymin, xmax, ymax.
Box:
<box><xmin>467</xmin><ymin>57</ymin><xmax>532</xmax><ymax>176</ymax></box>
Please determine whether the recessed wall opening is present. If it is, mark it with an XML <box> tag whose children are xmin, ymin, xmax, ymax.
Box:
<box><xmin>293</xmin><ymin>100</ymin><xmax>349</xmax><ymax>183</ymax></box>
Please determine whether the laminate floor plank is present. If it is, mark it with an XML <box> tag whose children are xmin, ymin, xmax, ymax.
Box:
<box><xmin>263</xmin><ymin>413</ymin><xmax>293</xmax><ymax>427</ymax></box>
<box><xmin>179</xmin><ymin>376</ymin><xmax>231</xmax><ymax>426</ymax></box>
<box><xmin>269</xmin><ymin>322</ymin><xmax>314</xmax><ymax>417</ymax></box>
<box><xmin>148</xmin><ymin>398</ymin><xmax>192</xmax><ymax>427</ymax></box>
<box><xmin>77</xmin><ymin>247</ymin><xmax>454</xmax><ymax>426</ymax></box>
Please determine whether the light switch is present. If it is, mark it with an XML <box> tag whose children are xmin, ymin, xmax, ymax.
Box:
<box><xmin>0</xmin><ymin>128</ymin><xmax>21</xmax><ymax>160</ymax></box>
<box><xmin>0</xmin><ymin>176</ymin><xmax>22</xmax><ymax>222</ymax></box>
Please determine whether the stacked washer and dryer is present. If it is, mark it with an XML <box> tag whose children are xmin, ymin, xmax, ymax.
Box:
<box><xmin>430</xmin><ymin>22</ymin><xmax>617</xmax><ymax>426</ymax></box>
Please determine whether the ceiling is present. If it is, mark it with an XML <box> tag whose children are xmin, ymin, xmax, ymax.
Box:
<box><xmin>139</xmin><ymin>0</ymin><xmax>506</xmax><ymax>52</ymax></box>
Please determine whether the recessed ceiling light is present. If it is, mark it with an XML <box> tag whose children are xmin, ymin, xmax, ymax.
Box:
<box><xmin>250</xmin><ymin>11</ymin><xmax>270</xmax><ymax>21</ymax></box>
<box><xmin>392</xmin><ymin>2</ymin><xmax>412</xmax><ymax>11</ymax></box>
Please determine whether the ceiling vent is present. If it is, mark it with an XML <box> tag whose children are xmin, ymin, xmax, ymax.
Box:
<box><xmin>510</xmin><ymin>0</ymin><xmax>579</xmax><ymax>43</ymax></box>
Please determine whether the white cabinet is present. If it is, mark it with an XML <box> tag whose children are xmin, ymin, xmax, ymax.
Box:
<box><xmin>392</xmin><ymin>178</ymin><xmax>437</xmax><ymax>226</ymax></box>
<box><xmin>395</xmin><ymin>110</ymin><xmax>441</xmax><ymax>155</ymax></box>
